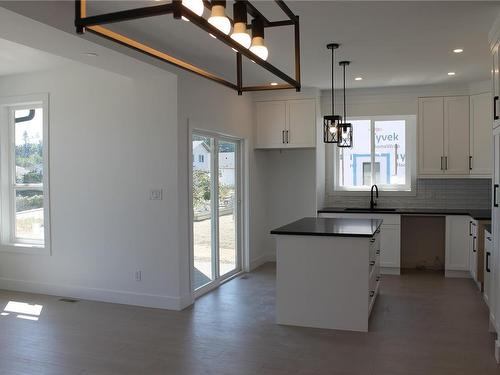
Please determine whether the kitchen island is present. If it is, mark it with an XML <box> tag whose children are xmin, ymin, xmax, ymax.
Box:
<box><xmin>271</xmin><ymin>217</ymin><xmax>383</xmax><ymax>332</ymax></box>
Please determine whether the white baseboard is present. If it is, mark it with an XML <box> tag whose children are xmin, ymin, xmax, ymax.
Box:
<box><xmin>444</xmin><ymin>270</ymin><xmax>471</xmax><ymax>278</ymax></box>
<box><xmin>380</xmin><ymin>267</ymin><xmax>400</xmax><ymax>275</ymax></box>
<box><xmin>250</xmin><ymin>252</ymin><xmax>275</xmax><ymax>271</ymax></box>
<box><xmin>0</xmin><ymin>277</ymin><xmax>183</xmax><ymax>310</ymax></box>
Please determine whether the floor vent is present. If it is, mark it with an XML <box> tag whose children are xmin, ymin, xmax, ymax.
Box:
<box><xmin>240</xmin><ymin>275</ymin><xmax>249</xmax><ymax>280</ymax></box>
<box><xmin>59</xmin><ymin>298</ymin><xmax>79</xmax><ymax>303</ymax></box>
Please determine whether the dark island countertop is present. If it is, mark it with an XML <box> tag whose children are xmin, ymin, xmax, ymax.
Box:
<box><xmin>317</xmin><ymin>207</ymin><xmax>491</xmax><ymax>221</ymax></box>
<box><xmin>270</xmin><ymin>217</ymin><xmax>383</xmax><ymax>238</ymax></box>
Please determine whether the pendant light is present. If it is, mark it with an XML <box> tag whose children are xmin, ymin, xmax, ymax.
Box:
<box><xmin>231</xmin><ymin>1</ymin><xmax>251</xmax><ymax>49</ymax></box>
<box><xmin>323</xmin><ymin>43</ymin><xmax>342</xmax><ymax>143</ymax></box>
<box><xmin>208</xmin><ymin>0</ymin><xmax>231</xmax><ymax>35</ymax></box>
<box><xmin>181</xmin><ymin>0</ymin><xmax>204</xmax><ymax>19</ymax></box>
<box><xmin>250</xmin><ymin>18</ymin><xmax>268</xmax><ymax>61</ymax></box>
<box><xmin>338</xmin><ymin>60</ymin><xmax>353</xmax><ymax>148</ymax></box>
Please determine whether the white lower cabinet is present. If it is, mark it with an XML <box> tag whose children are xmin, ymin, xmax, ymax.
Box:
<box><xmin>484</xmin><ymin>231</ymin><xmax>493</xmax><ymax>308</ymax></box>
<box><xmin>469</xmin><ymin>219</ymin><xmax>478</xmax><ymax>282</ymax></box>
<box><xmin>317</xmin><ymin>212</ymin><xmax>400</xmax><ymax>274</ymax></box>
<box><xmin>445</xmin><ymin>215</ymin><xmax>471</xmax><ymax>277</ymax></box>
<box><xmin>379</xmin><ymin>224</ymin><xmax>401</xmax><ymax>272</ymax></box>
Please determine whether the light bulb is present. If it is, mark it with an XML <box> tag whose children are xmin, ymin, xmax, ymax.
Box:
<box><xmin>208</xmin><ymin>5</ymin><xmax>231</xmax><ymax>35</ymax></box>
<box><xmin>231</xmin><ymin>22</ymin><xmax>251</xmax><ymax>49</ymax></box>
<box><xmin>329</xmin><ymin>124</ymin><xmax>337</xmax><ymax>134</ymax></box>
<box><xmin>181</xmin><ymin>0</ymin><xmax>204</xmax><ymax>17</ymax></box>
<box><xmin>250</xmin><ymin>36</ymin><xmax>268</xmax><ymax>61</ymax></box>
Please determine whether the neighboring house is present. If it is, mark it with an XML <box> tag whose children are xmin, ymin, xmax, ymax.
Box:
<box><xmin>219</xmin><ymin>151</ymin><xmax>235</xmax><ymax>187</ymax></box>
<box><xmin>192</xmin><ymin>141</ymin><xmax>211</xmax><ymax>172</ymax></box>
<box><xmin>193</xmin><ymin>141</ymin><xmax>235</xmax><ymax>187</ymax></box>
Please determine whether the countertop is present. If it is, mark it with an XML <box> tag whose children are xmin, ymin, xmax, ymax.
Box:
<box><xmin>485</xmin><ymin>224</ymin><xmax>492</xmax><ymax>234</ymax></box>
<box><xmin>318</xmin><ymin>207</ymin><xmax>491</xmax><ymax>221</ymax></box>
<box><xmin>270</xmin><ymin>217</ymin><xmax>383</xmax><ymax>238</ymax></box>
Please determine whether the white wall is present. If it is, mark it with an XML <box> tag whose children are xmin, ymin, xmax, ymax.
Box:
<box><xmin>0</xmin><ymin>62</ymin><xmax>181</xmax><ymax>309</ymax></box>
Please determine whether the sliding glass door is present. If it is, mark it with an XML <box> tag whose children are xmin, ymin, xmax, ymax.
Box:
<box><xmin>192</xmin><ymin>133</ymin><xmax>241</xmax><ymax>293</ymax></box>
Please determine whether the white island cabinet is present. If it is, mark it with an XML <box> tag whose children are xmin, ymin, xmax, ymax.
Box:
<box><xmin>271</xmin><ymin>217</ymin><xmax>382</xmax><ymax>332</ymax></box>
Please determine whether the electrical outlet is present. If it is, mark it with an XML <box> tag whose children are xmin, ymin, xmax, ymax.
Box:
<box><xmin>135</xmin><ymin>271</ymin><xmax>142</xmax><ymax>281</ymax></box>
<box><xmin>149</xmin><ymin>189</ymin><xmax>163</xmax><ymax>201</ymax></box>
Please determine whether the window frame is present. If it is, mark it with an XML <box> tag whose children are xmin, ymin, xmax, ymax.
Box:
<box><xmin>0</xmin><ymin>94</ymin><xmax>50</xmax><ymax>255</ymax></box>
<box><xmin>326</xmin><ymin>114</ymin><xmax>417</xmax><ymax>197</ymax></box>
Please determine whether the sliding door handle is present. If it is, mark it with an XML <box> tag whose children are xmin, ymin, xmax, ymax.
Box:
<box><xmin>486</xmin><ymin>252</ymin><xmax>491</xmax><ymax>273</ymax></box>
<box><xmin>495</xmin><ymin>96</ymin><xmax>499</xmax><ymax>120</ymax></box>
<box><xmin>495</xmin><ymin>184</ymin><xmax>499</xmax><ymax>207</ymax></box>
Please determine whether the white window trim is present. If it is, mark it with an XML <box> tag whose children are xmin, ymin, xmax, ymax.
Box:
<box><xmin>0</xmin><ymin>94</ymin><xmax>50</xmax><ymax>255</ymax></box>
<box><xmin>326</xmin><ymin>115</ymin><xmax>417</xmax><ymax>197</ymax></box>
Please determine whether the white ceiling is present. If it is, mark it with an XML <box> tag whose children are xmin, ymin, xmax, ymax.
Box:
<box><xmin>0</xmin><ymin>37</ymin><xmax>68</xmax><ymax>76</ymax></box>
<box><xmin>1</xmin><ymin>1</ymin><xmax>500</xmax><ymax>89</ymax></box>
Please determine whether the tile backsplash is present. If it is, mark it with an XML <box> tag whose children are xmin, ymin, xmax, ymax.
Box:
<box><xmin>326</xmin><ymin>179</ymin><xmax>491</xmax><ymax>209</ymax></box>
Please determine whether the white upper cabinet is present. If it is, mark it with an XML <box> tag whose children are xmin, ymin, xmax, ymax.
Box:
<box><xmin>444</xmin><ymin>96</ymin><xmax>470</xmax><ymax>175</ymax></box>
<box><xmin>492</xmin><ymin>44</ymin><xmax>500</xmax><ymax>129</ymax></box>
<box><xmin>418</xmin><ymin>97</ymin><xmax>445</xmax><ymax>175</ymax></box>
<box><xmin>255</xmin><ymin>101</ymin><xmax>288</xmax><ymax>148</ymax></box>
<box><xmin>418</xmin><ymin>95</ymin><xmax>487</xmax><ymax>178</ymax></box>
<box><xmin>287</xmin><ymin>100</ymin><xmax>316</xmax><ymax>148</ymax></box>
<box><xmin>470</xmin><ymin>93</ymin><xmax>493</xmax><ymax>176</ymax></box>
<box><xmin>255</xmin><ymin>99</ymin><xmax>316</xmax><ymax>149</ymax></box>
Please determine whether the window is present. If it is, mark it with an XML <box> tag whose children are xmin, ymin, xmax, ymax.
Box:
<box><xmin>0</xmin><ymin>94</ymin><xmax>50</xmax><ymax>253</ymax></box>
<box><xmin>329</xmin><ymin>115</ymin><xmax>416</xmax><ymax>193</ymax></box>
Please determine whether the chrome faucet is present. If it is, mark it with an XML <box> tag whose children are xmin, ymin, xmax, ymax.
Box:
<box><xmin>370</xmin><ymin>184</ymin><xmax>379</xmax><ymax>209</ymax></box>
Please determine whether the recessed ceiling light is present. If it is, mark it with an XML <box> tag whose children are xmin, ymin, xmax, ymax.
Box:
<box><xmin>270</xmin><ymin>82</ymin><xmax>278</xmax><ymax>86</ymax></box>
<box><xmin>448</xmin><ymin>72</ymin><xmax>456</xmax><ymax>76</ymax></box>
<box><xmin>83</xmin><ymin>52</ymin><xmax>98</xmax><ymax>57</ymax></box>
<box><xmin>354</xmin><ymin>77</ymin><xmax>363</xmax><ymax>81</ymax></box>
<box><xmin>453</xmin><ymin>48</ymin><xmax>464</xmax><ymax>54</ymax></box>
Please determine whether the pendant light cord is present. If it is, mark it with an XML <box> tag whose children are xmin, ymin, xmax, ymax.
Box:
<box><xmin>331</xmin><ymin>48</ymin><xmax>334</xmax><ymax>115</ymax></box>
<box><xmin>343</xmin><ymin>63</ymin><xmax>346</xmax><ymax>120</ymax></box>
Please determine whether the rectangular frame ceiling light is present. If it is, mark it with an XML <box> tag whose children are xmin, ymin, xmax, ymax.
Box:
<box><xmin>74</xmin><ymin>0</ymin><xmax>301</xmax><ymax>95</ymax></box>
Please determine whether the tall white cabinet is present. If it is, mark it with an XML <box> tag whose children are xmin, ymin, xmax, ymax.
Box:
<box><xmin>418</xmin><ymin>95</ymin><xmax>492</xmax><ymax>177</ymax></box>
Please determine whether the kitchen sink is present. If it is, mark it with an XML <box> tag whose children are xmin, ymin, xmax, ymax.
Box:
<box><xmin>344</xmin><ymin>207</ymin><xmax>397</xmax><ymax>212</ymax></box>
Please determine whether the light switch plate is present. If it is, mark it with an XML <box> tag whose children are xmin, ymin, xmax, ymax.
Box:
<box><xmin>149</xmin><ymin>189</ymin><xmax>163</xmax><ymax>200</ymax></box>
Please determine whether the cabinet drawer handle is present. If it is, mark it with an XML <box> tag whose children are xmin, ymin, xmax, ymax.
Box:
<box><xmin>376</xmin><ymin>250</ymin><xmax>380</xmax><ymax>255</ymax></box>
<box><xmin>495</xmin><ymin>184</ymin><xmax>499</xmax><ymax>207</ymax></box>
<box><xmin>440</xmin><ymin>156</ymin><xmax>444</xmax><ymax>171</ymax></box>
<box><xmin>486</xmin><ymin>252</ymin><xmax>491</xmax><ymax>273</ymax></box>
<box><xmin>444</xmin><ymin>156</ymin><xmax>448</xmax><ymax>170</ymax></box>
<box><xmin>282</xmin><ymin>130</ymin><xmax>285</xmax><ymax>144</ymax></box>
<box><xmin>495</xmin><ymin>96</ymin><xmax>499</xmax><ymax>120</ymax></box>
<box><xmin>369</xmin><ymin>291</ymin><xmax>375</xmax><ymax>298</ymax></box>
<box><xmin>487</xmin><ymin>236</ymin><xmax>492</xmax><ymax>241</ymax></box>
<box><xmin>376</xmin><ymin>276</ymin><xmax>380</xmax><ymax>282</ymax></box>
<box><xmin>473</xmin><ymin>236</ymin><xmax>477</xmax><ymax>252</ymax></box>
<box><xmin>370</xmin><ymin>261</ymin><xmax>376</xmax><ymax>266</ymax></box>
<box><xmin>286</xmin><ymin>130</ymin><xmax>289</xmax><ymax>144</ymax></box>
<box><xmin>370</xmin><ymin>238</ymin><xmax>376</xmax><ymax>243</ymax></box>
<box><xmin>469</xmin><ymin>221</ymin><xmax>473</xmax><ymax>236</ymax></box>
<box><xmin>469</xmin><ymin>156</ymin><xmax>473</xmax><ymax>170</ymax></box>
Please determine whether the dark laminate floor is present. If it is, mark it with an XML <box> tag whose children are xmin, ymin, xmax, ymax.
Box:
<box><xmin>0</xmin><ymin>263</ymin><xmax>498</xmax><ymax>374</ymax></box>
